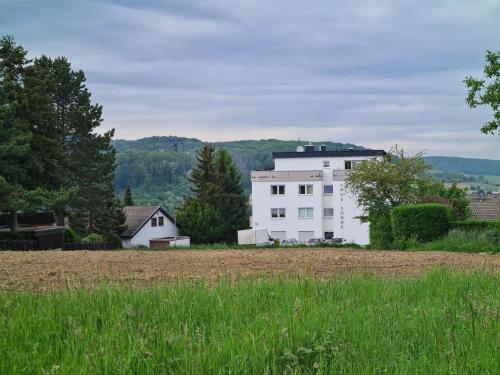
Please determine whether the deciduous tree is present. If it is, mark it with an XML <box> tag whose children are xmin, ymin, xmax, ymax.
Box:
<box><xmin>465</xmin><ymin>50</ymin><xmax>500</xmax><ymax>135</ymax></box>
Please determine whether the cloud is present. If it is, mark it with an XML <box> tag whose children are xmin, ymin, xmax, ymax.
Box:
<box><xmin>0</xmin><ymin>0</ymin><xmax>499</xmax><ymax>158</ymax></box>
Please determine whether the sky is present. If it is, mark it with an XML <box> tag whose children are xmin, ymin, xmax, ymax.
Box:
<box><xmin>1</xmin><ymin>0</ymin><xmax>499</xmax><ymax>159</ymax></box>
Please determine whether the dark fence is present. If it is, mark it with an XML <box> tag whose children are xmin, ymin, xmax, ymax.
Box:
<box><xmin>63</xmin><ymin>242</ymin><xmax>117</xmax><ymax>251</ymax></box>
<box><xmin>0</xmin><ymin>240</ymin><xmax>118</xmax><ymax>251</ymax></box>
<box><xmin>0</xmin><ymin>240</ymin><xmax>38</xmax><ymax>251</ymax></box>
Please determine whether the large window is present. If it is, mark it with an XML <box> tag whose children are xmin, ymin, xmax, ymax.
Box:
<box><xmin>271</xmin><ymin>208</ymin><xmax>286</xmax><ymax>219</ymax></box>
<box><xmin>151</xmin><ymin>217</ymin><xmax>157</xmax><ymax>227</ymax></box>
<box><xmin>298</xmin><ymin>207</ymin><xmax>314</xmax><ymax>219</ymax></box>
<box><xmin>298</xmin><ymin>184</ymin><xmax>313</xmax><ymax>195</ymax></box>
<box><xmin>323</xmin><ymin>208</ymin><xmax>334</xmax><ymax>217</ymax></box>
<box><xmin>271</xmin><ymin>185</ymin><xmax>286</xmax><ymax>195</ymax></box>
<box><xmin>323</xmin><ymin>185</ymin><xmax>333</xmax><ymax>195</ymax></box>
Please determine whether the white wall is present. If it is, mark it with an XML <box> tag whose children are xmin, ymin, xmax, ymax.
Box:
<box><xmin>251</xmin><ymin>180</ymin><xmax>323</xmax><ymax>241</ymax></box>
<box><xmin>127</xmin><ymin>210</ymin><xmax>179</xmax><ymax>247</ymax></box>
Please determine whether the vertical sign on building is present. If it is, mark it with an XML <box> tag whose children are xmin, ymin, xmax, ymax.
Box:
<box><xmin>340</xmin><ymin>183</ymin><xmax>344</xmax><ymax>230</ymax></box>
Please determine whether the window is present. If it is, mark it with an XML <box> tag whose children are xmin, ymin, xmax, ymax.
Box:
<box><xmin>158</xmin><ymin>216</ymin><xmax>164</xmax><ymax>226</ymax></box>
<box><xmin>324</xmin><ymin>208</ymin><xmax>334</xmax><ymax>217</ymax></box>
<box><xmin>324</xmin><ymin>232</ymin><xmax>334</xmax><ymax>240</ymax></box>
<box><xmin>271</xmin><ymin>208</ymin><xmax>286</xmax><ymax>219</ymax></box>
<box><xmin>298</xmin><ymin>184</ymin><xmax>313</xmax><ymax>195</ymax></box>
<box><xmin>151</xmin><ymin>217</ymin><xmax>157</xmax><ymax>227</ymax></box>
<box><xmin>298</xmin><ymin>207</ymin><xmax>314</xmax><ymax>219</ymax></box>
<box><xmin>323</xmin><ymin>160</ymin><xmax>330</xmax><ymax>168</ymax></box>
<box><xmin>323</xmin><ymin>185</ymin><xmax>333</xmax><ymax>195</ymax></box>
<box><xmin>345</xmin><ymin>160</ymin><xmax>362</xmax><ymax>169</ymax></box>
<box><xmin>271</xmin><ymin>185</ymin><xmax>285</xmax><ymax>195</ymax></box>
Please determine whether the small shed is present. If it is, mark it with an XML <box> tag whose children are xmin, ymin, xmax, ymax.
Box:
<box><xmin>149</xmin><ymin>236</ymin><xmax>190</xmax><ymax>249</ymax></box>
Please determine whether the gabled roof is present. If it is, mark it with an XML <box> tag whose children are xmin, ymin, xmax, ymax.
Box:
<box><xmin>466</xmin><ymin>194</ymin><xmax>500</xmax><ymax>221</ymax></box>
<box><xmin>121</xmin><ymin>205</ymin><xmax>179</xmax><ymax>238</ymax></box>
<box><xmin>272</xmin><ymin>149</ymin><xmax>386</xmax><ymax>159</ymax></box>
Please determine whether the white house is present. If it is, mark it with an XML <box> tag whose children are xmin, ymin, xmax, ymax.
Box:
<box><xmin>251</xmin><ymin>144</ymin><xmax>386</xmax><ymax>245</ymax></box>
<box><xmin>121</xmin><ymin>205</ymin><xmax>179</xmax><ymax>248</ymax></box>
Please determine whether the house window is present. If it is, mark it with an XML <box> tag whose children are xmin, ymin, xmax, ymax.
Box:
<box><xmin>298</xmin><ymin>184</ymin><xmax>313</xmax><ymax>195</ymax></box>
<box><xmin>151</xmin><ymin>217</ymin><xmax>157</xmax><ymax>227</ymax></box>
<box><xmin>158</xmin><ymin>216</ymin><xmax>164</xmax><ymax>226</ymax></box>
<box><xmin>324</xmin><ymin>232</ymin><xmax>334</xmax><ymax>240</ymax></box>
<box><xmin>271</xmin><ymin>185</ymin><xmax>285</xmax><ymax>195</ymax></box>
<box><xmin>323</xmin><ymin>185</ymin><xmax>333</xmax><ymax>195</ymax></box>
<box><xmin>271</xmin><ymin>208</ymin><xmax>286</xmax><ymax>219</ymax></box>
<box><xmin>324</xmin><ymin>208</ymin><xmax>334</xmax><ymax>217</ymax></box>
<box><xmin>345</xmin><ymin>161</ymin><xmax>352</xmax><ymax>170</ymax></box>
<box><xmin>323</xmin><ymin>160</ymin><xmax>330</xmax><ymax>168</ymax></box>
<box><xmin>298</xmin><ymin>207</ymin><xmax>314</xmax><ymax>219</ymax></box>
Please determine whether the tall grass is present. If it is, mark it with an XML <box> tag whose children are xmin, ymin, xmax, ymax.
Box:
<box><xmin>0</xmin><ymin>271</ymin><xmax>498</xmax><ymax>374</ymax></box>
<box><xmin>405</xmin><ymin>229</ymin><xmax>500</xmax><ymax>253</ymax></box>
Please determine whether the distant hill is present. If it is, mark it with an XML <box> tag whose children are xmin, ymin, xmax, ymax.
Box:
<box><xmin>112</xmin><ymin>136</ymin><xmax>500</xmax><ymax>212</ymax></box>
<box><xmin>423</xmin><ymin>156</ymin><xmax>500</xmax><ymax>176</ymax></box>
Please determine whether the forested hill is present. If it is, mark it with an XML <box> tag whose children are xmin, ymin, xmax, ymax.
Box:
<box><xmin>112</xmin><ymin>136</ymin><xmax>500</xmax><ymax>212</ymax></box>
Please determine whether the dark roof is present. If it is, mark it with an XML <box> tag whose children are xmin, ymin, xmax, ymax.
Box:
<box><xmin>466</xmin><ymin>194</ymin><xmax>500</xmax><ymax>221</ymax></box>
<box><xmin>272</xmin><ymin>149</ymin><xmax>386</xmax><ymax>159</ymax></box>
<box><xmin>121</xmin><ymin>205</ymin><xmax>179</xmax><ymax>238</ymax></box>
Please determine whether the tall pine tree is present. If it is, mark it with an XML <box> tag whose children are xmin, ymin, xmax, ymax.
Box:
<box><xmin>0</xmin><ymin>36</ymin><xmax>125</xmax><ymax>236</ymax></box>
<box><xmin>178</xmin><ymin>145</ymin><xmax>249</xmax><ymax>244</ymax></box>
<box><xmin>123</xmin><ymin>184</ymin><xmax>134</xmax><ymax>206</ymax></box>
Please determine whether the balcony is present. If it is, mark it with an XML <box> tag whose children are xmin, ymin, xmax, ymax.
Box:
<box><xmin>251</xmin><ymin>170</ymin><xmax>323</xmax><ymax>182</ymax></box>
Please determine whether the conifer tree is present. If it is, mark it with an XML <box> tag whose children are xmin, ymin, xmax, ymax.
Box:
<box><xmin>123</xmin><ymin>184</ymin><xmax>134</xmax><ymax>206</ymax></box>
<box><xmin>178</xmin><ymin>145</ymin><xmax>249</xmax><ymax>244</ymax></box>
<box><xmin>187</xmin><ymin>143</ymin><xmax>218</xmax><ymax>205</ymax></box>
<box><xmin>214</xmin><ymin>148</ymin><xmax>249</xmax><ymax>242</ymax></box>
<box><xmin>0</xmin><ymin>36</ymin><xmax>41</xmax><ymax>231</ymax></box>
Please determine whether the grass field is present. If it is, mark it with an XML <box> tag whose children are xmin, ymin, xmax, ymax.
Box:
<box><xmin>1</xmin><ymin>270</ymin><xmax>498</xmax><ymax>374</ymax></box>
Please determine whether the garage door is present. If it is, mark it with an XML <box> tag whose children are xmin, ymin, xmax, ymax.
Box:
<box><xmin>271</xmin><ymin>231</ymin><xmax>286</xmax><ymax>241</ymax></box>
<box><xmin>299</xmin><ymin>231</ymin><xmax>314</xmax><ymax>243</ymax></box>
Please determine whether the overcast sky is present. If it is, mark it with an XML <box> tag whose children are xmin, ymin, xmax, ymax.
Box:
<box><xmin>1</xmin><ymin>0</ymin><xmax>499</xmax><ymax>158</ymax></box>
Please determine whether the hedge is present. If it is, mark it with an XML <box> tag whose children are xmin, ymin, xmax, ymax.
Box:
<box><xmin>391</xmin><ymin>203</ymin><xmax>452</xmax><ymax>243</ymax></box>
<box><xmin>452</xmin><ymin>220</ymin><xmax>500</xmax><ymax>231</ymax></box>
<box><xmin>369</xmin><ymin>212</ymin><xmax>393</xmax><ymax>249</ymax></box>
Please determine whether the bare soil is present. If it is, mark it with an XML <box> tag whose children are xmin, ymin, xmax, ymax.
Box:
<box><xmin>0</xmin><ymin>248</ymin><xmax>498</xmax><ymax>291</ymax></box>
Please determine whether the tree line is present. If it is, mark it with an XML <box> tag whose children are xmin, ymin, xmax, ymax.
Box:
<box><xmin>0</xmin><ymin>36</ymin><xmax>125</xmax><ymax>238</ymax></box>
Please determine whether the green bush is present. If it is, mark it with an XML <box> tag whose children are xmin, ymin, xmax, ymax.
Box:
<box><xmin>369</xmin><ymin>212</ymin><xmax>394</xmax><ymax>249</ymax></box>
<box><xmin>81</xmin><ymin>233</ymin><xmax>105</xmax><ymax>243</ymax></box>
<box><xmin>452</xmin><ymin>220</ymin><xmax>500</xmax><ymax>231</ymax></box>
<box><xmin>102</xmin><ymin>232</ymin><xmax>123</xmax><ymax>249</ymax></box>
<box><xmin>64</xmin><ymin>228</ymin><xmax>81</xmax><ymax>243</ymax></box>
<box><xmin>391</xmin><ymin>204</ymin><xmax>452</xmax><ymax>244</ymax></box>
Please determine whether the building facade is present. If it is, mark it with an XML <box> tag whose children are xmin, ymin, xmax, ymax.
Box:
<box><xmin>251</xmin><ymin>145</ymin><xmax>386</xmax><ymax>245</ymax></box>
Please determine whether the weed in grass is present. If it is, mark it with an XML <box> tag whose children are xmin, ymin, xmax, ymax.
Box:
<box><xmin>0</xmin><ymin>270</ymin><xmax>498</xmax><ymax>374</ymax></box>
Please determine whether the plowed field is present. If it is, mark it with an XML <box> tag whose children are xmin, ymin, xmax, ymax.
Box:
<box><xmin>1</xmin><ymin>248</ymin><xmax>498</xmax><ymax>291</ymax></box>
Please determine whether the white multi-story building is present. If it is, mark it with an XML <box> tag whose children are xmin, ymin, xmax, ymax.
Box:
<box><xmin>251</xmin><ymin>144</ymin><xmax>386</xmax><ymax>245</ymax></box>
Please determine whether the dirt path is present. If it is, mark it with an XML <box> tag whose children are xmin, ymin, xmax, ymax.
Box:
<box><xmin>0</xmin><ymin>248</ymin><xmax>498</xmax><ymax>291</ymax></box>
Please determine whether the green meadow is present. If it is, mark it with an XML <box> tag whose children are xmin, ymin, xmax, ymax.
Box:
<box><xmin>1</xmin><ymin>270</ymin><xmax>498</xmax><ymax>374</ymax></box>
